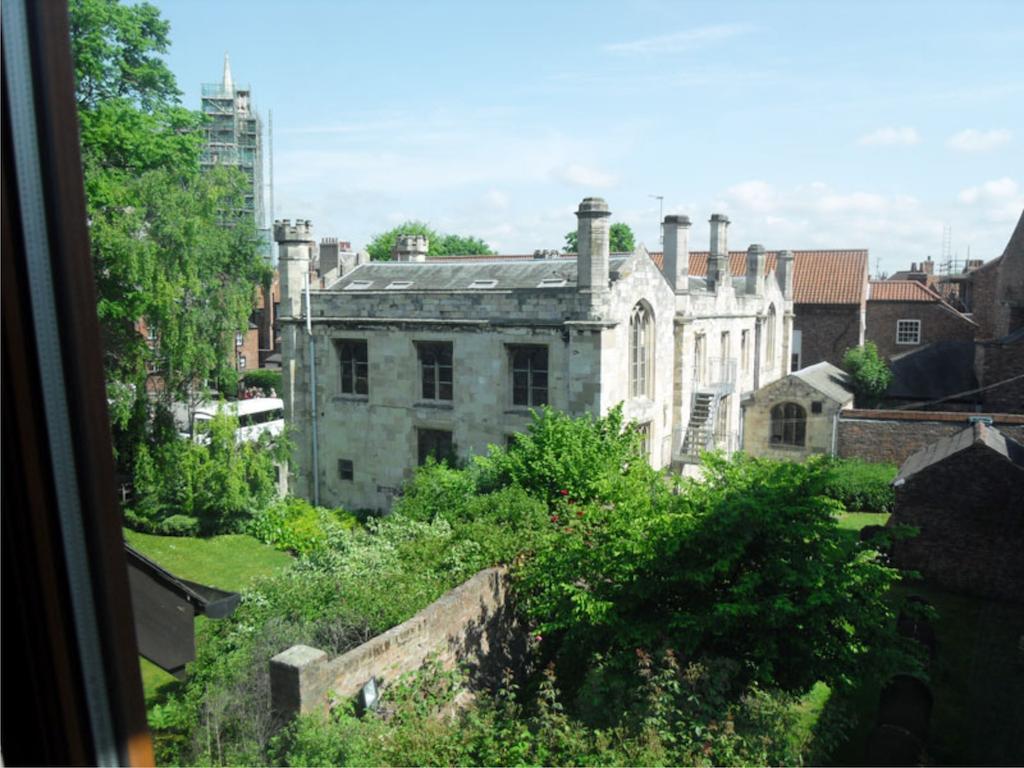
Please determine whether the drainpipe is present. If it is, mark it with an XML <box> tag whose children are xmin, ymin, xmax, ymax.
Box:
<box><xmin>305</xmin><ymin>273</ymin><xmax>320</xmax><ymax>506</ymax></box>
<box><xmin>831</xmin><ymin>410</ymin><xmax>839</xmax><ymax>457</ymax></box>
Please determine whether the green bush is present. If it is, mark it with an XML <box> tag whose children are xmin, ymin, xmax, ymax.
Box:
<box><xmin>158</xmin><ymin>514</ymin><xmax>200</xmax><ymax>536</ymax></box>
<box><xmin>821</xmin><ymin>458</ymin><xmax>897</xmax><ymax>513</ymax></box>
<box><xmin>243</xmin><ymin>369</ymin><xmax>281</xmax><ymax>395</ymax></box>
<box><xmin>842</xmin><ymin>342</ymin><xmax>893</xmax><ymax>407</ymax></box>
<box><xmin>246</xmin><ymin>497</ymin><xmax>359</xmax><ymax>556</ymax></box>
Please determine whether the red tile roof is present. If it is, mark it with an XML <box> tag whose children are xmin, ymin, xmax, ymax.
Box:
<box><xmin>868</xmin><ymin>280</ymin><xmax>945</xmax><ymax>302</ymax></box>
<box><xmin>651</xmin><ymin>249</ymin><xmax>869</xmax><ymax>305</ymax></box>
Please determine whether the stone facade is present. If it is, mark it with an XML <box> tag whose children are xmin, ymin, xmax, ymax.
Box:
<box><xmin>837</xmin><ymin>409</ymin><xmax>1024</xmax><ymax>465</ymax></box>
<box><xmin>889</xmin><ymin>425</ymin><xmax>1024</xmax><ymax>604</ymax></box>
<box><xmin>270</xmin><ymin>567</ymin><xmax>521</xmax><ymax>720</ymax></box>
<box><xmin>866</xmin><ymin>297</ymin><xmax>977</xmax><ymax>360</ymax></box>
<box><xmin>278</xmin><ymin>199</ymin><xmax>793</xmax><ymax>511</ymax></box>
<box><xmin>742</xmin><ymin>362</ymin><xmax>854</xmax><ymax>460</ymax></box>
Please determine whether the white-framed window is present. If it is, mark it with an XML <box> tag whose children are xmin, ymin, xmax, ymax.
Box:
<box><xmin>629</xmin><ymin>302</ymin><xmax>654</xmax><ymax>398</ymax></box>
<box><xmin>238</xmin><ymin>355</ymin><xmax>247</xmax><ymax>369</ymax></box>
<box><xmin>236</xmin><ymin>331</ymin><xmax>244</xmax><ymax>347</ymax></box>
<box><xmin>896</xmin><ymin>319</ymin><xmax>921</xmax><ymax>345</ymax></box>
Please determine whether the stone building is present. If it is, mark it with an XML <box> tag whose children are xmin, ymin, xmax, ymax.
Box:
<box><xmin>889</xmin><ymin>422</ymin><xmax>1024</xmax><ymax>603</ymax></box>
<box><xmin>741</xmin><ymin>361</ymin><xmax>854</xmax><ymax>460</ymax></box>
<box><xmin>866</xmin><ymin>280</ymin><xmax>978</xmax><ymax>360</ymax></box>
<box><xmin>277</xmin><ymin>199</ymin><xmax>794</xmax><ymax>511</ymax></box>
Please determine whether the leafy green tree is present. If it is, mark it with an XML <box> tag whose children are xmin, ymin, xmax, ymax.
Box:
<box><xmin>842</xmin><ymin>342</ymin><xmax>893</xmax><ymax>407</ymax></box>
<box><xmin>70</xmin><ymin>0</ymin><xmax>268</xmax><ymax>454</ymax></box>
<box><xmin>365</xmin><ymin>221</ymin><xmax>493</xmax><ymax>261</ymax></box>
<box><xmin>563</xmin><ymin>222</ymin><xmax>636</xmax><ymax>254</ymax></box>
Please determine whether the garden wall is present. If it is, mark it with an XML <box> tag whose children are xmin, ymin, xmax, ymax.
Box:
<box><xmin>270</xmin><ymin>566</ymin><xmax>523</xmax><ymax>720</ymax></box>
<box><xmin>837</xmin><ymin>409</ymin><xmax>1024</xmax><ymax>465</ymax></box>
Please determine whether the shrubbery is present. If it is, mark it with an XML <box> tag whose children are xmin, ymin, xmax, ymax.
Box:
<box><xmin>821</xmin><ymin>458</ymin><xmax>897</xmax><ymax>513</ymax></box>
<box><xmin>243</xmin><ymin>369</ymin><xmax>282</xmax><ymax>396</ymax></box>
<box><xmin>149</xmin><ymin>406</ymin><xmax>913</xmax><ymax>766</ymax></box>
<box><xmin>246</xmin><ymin>497</ymin><xmax>359</xmax><ymax>556</ymax></box>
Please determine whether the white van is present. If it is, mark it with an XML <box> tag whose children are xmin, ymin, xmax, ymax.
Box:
<box><xmin>192</xmin><ymin>397</ymin><xmax>285</xmax><ymax>444</ymax></box>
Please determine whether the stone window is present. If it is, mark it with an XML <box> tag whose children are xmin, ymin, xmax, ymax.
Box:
<box><xmin>740</xmin><ymin>330</ymin><xmax>749</xmax><ymax>373</ymax></box>
<box><xmin>509</xmin><ymin>346</ymin><xmax>548</xmax><ymax>407</ymax></box>
<box><xmin>694</xmin><ymin>333</ymin><xmax>707</xmax><ymax>385</ymax></box>
<box><xmin>629</xmin><ymin>302</ymin><xmax>654</xmax><ymax>398</ymax></box>
<box><xmin>896</xmin><ymin>319</ymin><xmax>921</xmax><ymax>345</ymax></box>
<box><xmin>417</xmin><ymin>342</ymin><xmax>453</xmax><ymax>401</ymax></box>
<box><xmin>765</xmin><ymin>304</ymin><xmax>777</xmax><ymax>368</ymax></box>
<box><xmin>811</xmin><ymin>401</ymin><xmax>823</xmax><ymax>414</ymax></box>
<box><xmin>770</xmin><ymin>402</ymin><xmax>806</xmax><ymax>446</ymax></box>
<box><xmin>636</xmin><ymin>421</ymin><xmax>652</xmax><ymax>459</ymax></box>
<box><xmin>417</xmin><ymin>428</ymin><xmax>454</xmax><ymax>465</ymax></box>
<box><xmin>337</xmin><ymin>459</ymin><xmax>353</xmax><ymax>481</ymax></box>
<box><xmin>337</xmin><ymin>339</ymin><xmax>368</xmax><ymax>395</ymax></box>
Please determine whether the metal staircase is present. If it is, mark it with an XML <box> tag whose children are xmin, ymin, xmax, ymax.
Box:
<box><xmin>676</xmin><ymin>356</ymin><xmax>737</xmax><ymax>464</ymax></box>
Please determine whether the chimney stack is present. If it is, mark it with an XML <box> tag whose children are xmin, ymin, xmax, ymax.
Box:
<box><xmin>922</xmin><ymin>258</ymin><xmax>934</xmax><ymax>275</ymax></box>
<box><xmin>776</xmin><ymin>249</ymin><xmax>794</xmax><ymax>300</ymax></box>
<box><xmin>707</xmin><ymin>214</ymin><xmax>730</xmax><ymax>292</ymax></box>
<box><xmin>576</xmin><ymin>197</ymin><xmax>611</xmax><ymax>294</ymax></box>
<box><xmin>662</xmin><ymin>215</ymin><xmax>691</xmax><ymax>294</ymax></box>
<box><xmin>274</xmin><ymin>219</ymin><xmax>315</xmax><ymax>317</ymax></box>
<box><xmin>392</xmin><ymin>234</ymin><xmax>428</xmax><ymax>262</ymax></box>
<box><xmin>319</xmin><ymin>237</ymin><xmax>340</xmax><ymax>274</ymax></box>
<box><xmin>745</xmin><ymin>244</ymin><xmax>766</xmax><ymax>296</ymax></box>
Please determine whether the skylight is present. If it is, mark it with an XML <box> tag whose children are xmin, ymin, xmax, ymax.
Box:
<box><xmin>468</xmin><ymin>279</ymin><xmax>498</xmax><ymax>289</ymax></box>
<box><xmin>537</xmin><ymin>277</ymin><xmax>568</xmax><ymax>288</ymax></box>
<box><xmin>344</xmin><ymin>280</ymin><xmax>373</xmax><ymax>291</ymax></box>
<box><xmin>385</xmin><ymin>280</ymin><xmax>414</xmax><ymax>290</ymax></box>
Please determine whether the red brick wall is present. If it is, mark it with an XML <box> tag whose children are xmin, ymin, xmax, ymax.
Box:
<box><xmin>966</xmin><ymin>260</ymin><xmax>1001</xmax><ymax>340</ymax></box>
<box><xmin>890</xmin><ymin>442</ymin><xmax>1024</xmax><ymax>603</ymax></box>
<box><xmin>979</xmin><ymin>336</ymin><xmax>1024</xmax><ymax>412</ymax></box>
<box><xmin>866</xmin><ymin>300</ymin><xmax>976</xmax><ymax>359</ymax></box>
<box><xmin>236</xmin><ymin>328</ymin><xmax>259</xmax><ymax>374</ymax></box>
<box><xmin>837</xmin><ymin>409</ymin><xmax>1024</xmax><ymax>465</ymax></box>
<box><xmin>793</xmin><ymin>303</ymin><xmax>862</xmax><ymax>367</ymax></box>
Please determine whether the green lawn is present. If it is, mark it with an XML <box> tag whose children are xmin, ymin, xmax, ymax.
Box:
<box><xmin>835</xmin><ymin>511</ymin><xmax>890</xmax><ymax>532</ymax></box>
<box><xmin>125</xmin><ymin>529</ymin><xmax>292</xmax><ymax>704</ymax></box>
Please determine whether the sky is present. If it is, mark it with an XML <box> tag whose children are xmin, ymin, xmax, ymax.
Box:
<box><xmin>154</xmin><ymin>0</ymin><xmax>1024</xmax><ymax>274</ymax></box>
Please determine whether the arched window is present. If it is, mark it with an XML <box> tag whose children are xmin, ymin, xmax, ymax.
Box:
<box><xmin>765</xmin><ymin>304</ymin><xmax>777</xmax><ymax>369</ymax></box>
<box><xmin>630</xmin><ymin>302</ymin><xmax>654</xmax><ymax>398</ymax></box>
<box><xmin>770</xmin><ymin>402</ymin><xmax>806</xmax><ymax>446</ymax></box>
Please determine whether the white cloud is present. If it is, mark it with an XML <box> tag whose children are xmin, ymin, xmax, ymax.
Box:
<box><xmin>958</xmin><ymin>177</ymin><xmax>1024</xmax><ymax>222</ymax></box>
<box><xmin>483</xmin><ymin>189</ymin><xmax>510</xmax><ymax>209</ymax></box>
<box><xmin>958</xmin><ymin>177</ymin><xmax>1018</xmax><ymax>204</ymax></box>
<box><xmin>946</xmin><ymin>128</ymin><xmax>1012</xmax><ymax>152</ymax></box>
<box><xmin>857</xmin><ymin>127</ymin><xmax>920</xmax><ymax>147</ymax></box>
<box><xmin>550</xmin><ymin>163</ymin><xmax>617</xmax><ymax>188</ymax></box>
<box><xmin>726</xmin><ymin>180</ymin><xmax>777</xmax><ymax>212</ymax></box>
<box><xmin>605</xmin><ymin>24</ymin><xmax>747</xmax><ymax>55</ymax></box>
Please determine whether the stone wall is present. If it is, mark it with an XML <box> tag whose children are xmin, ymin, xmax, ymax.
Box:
<box><xmin>793</xmin><ymin>303</ymin><xmax>862</xmax><ymax>367</ymax></box>
<box><xmin>890</xmin><ymin>440</ymin><xmax>1024</xmax><ymax>603</ymax></box>
<box><xmin>270</xmin><ymin>567</ymin><xmax>523</xmax><ymax>721</ymax></box>
<box><xmin>866</xmin><ymin>300</ymin><xmax>977</xmax><ymax>360</ymax></box>
<box><xmin>837</xmin><ymin>409</ymin><xmax>1024</xmax><ymax>465</ymax></box>
<box><xmin>742</xmin><ymin>376</ymin><xmax>850</xmax><ymax>460</ymax></box>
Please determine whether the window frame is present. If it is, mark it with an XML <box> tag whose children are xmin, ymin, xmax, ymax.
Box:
<box><xmin>336</xmin><ymin>339</ymin><xmax>369</xmax><ymax>396</ymax></box>
<box><xmin>770</xmin><ymin>402</ymin><xmax>807</xmax><ymax>447</ymax></box>
<box><xmin>509</xmin><ymin>344</ymin><xmax>549</xmax><ymax>408</ymax></box>
<box><xmin>417</xmin><ymin>428</ymin><xmax>455</xmax><ymax>466</ymax></box>
<box><xmin>629</xmin><ymin>302</ymin><xmax>654</xmax><ymax>399</ymax></box>
<box><xmin>337</xmin><ymin>458</ymin><xmax>353</xmax><ymax>481</ymax></box>
<box><xmin>416</xmin><ymin>341</ymin><xmax>453</xmax><ymax>402</ymax></box>
<box><xmin>896</xmin><ymin>319</ymin><xmax>921</xmax><ymax>345</ymax></box>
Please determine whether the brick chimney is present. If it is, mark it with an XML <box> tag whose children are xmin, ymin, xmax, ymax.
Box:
<box><xmin>576</xmin><ymin>197</ymin><xmax>611</xmax><ymax>294</ymax></box>
<box><xmin>707</xmin><ymin>214</ymin><xmax>730</xmax><ymax>292</ymax></box>
<box><xmin>662</xmin><ymin>214</ymin><xmax>691</xmax><ymax>294</ymax></box>
<box><xmin>745</xmin><ymin>244</ymin><xmax>766</xmax><ymax>296</ymax></box>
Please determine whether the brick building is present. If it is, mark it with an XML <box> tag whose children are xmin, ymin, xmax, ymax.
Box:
<box><xmin>888</xmin><ymin>422</ymin><xmax>1024</xmax><ymax>604</ymax></box>
<box><xmin>866</xmin><ymin>280</ymin><xmax>978</xmax><ymax>360</ymax></box>
<box><xmin>279</xmin><ymin>200</ymin><xmax>794</xmax><ymax>511</ymax></box>
<box><xmin>955</xmin><ymin>210</ymin><xmax>1024</xmax><ymax>340</ymax></box>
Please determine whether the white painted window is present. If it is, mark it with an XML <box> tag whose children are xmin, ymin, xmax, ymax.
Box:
<box><xmin>896</xmin><ymin>319</ymin><xmax>921</xmax><ymax>345</ymax></box>
<box><xmin>236</xmin><ymin>331</ymin><xmax>244</xmax><ymax>347</ymax></box>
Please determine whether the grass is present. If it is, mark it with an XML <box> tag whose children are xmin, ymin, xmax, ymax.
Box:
<box><xmin>124</xmin><ymin>529</ymin><xmax>292</xmax><ymax>704</ymax></box>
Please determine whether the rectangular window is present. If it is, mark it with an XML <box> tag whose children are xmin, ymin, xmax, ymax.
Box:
<box><xmin>147</xmin><ymin>324</ymin><xmax>157</xmax><ymax>341</ymax></box>
<box><xmin>896</xmin><ymin>319</ymin><xmax>921</xmax><ymax>345</ymax></box>
<box><xmin>694</xmin><ymin>334</ymin><xmax>707</xmax><ymax>384</ymax></box>
<box><xmin>740</xmin><ymin>330</ymin><xmax>749</xmax><ymax>373</ymax></box>
<box><xmin>510</xmin><ymin>346</ymin><xmax>548</xmax><ymax>407</ymax></box>
<box><xmin>238</xmin><ymin>355</ymin><xmax>247</xmax><ymax>369</ymax></box>
<box><xmin>236</xmin><ymin>332</ymin><xmax>244</xmax><ymax>347</ymax></box>
<box><xmin>417</xmin><ymin>342</ymin><xmax>453</xmax><ymax>401</ymax></box>
<box><xmin>417</xmin><ymin>429</ymin><xmax>454</xmax><ymax>466</ymax></box>
<box><xmin>337</xmin><ymin>340</ymin><xmax>368</xmax><ymax>395</ymax></box>
<box><xmin>636</xmin><ymin>422</ymin><xmax>652</xmax><ymax>458</ymax></box>
<box><xmin>338</xmin><ymin>459</ymin><xmax>353</xmax><ymax>481</ymax></box>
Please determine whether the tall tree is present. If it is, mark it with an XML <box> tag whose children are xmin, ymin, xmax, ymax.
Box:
<box><xmin>365</xmin><ymin>221</ymin><xmax>493</xmax><ymax>261</ymax></box>
<box><xmin>563</xmin><ymin>222</ymin><xmax>636</xmax><ymax>254</ymax></box>
<box><xmin>70</xmin><ymin>0</ymin><xmax>267</xmax><ymax>454</ymax></box>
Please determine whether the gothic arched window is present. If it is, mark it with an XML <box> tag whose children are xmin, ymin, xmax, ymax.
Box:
<box><xmin>630</xmin><ymin>302</ymin><xmax>654</xmax><ymax>398</ymax></box>
<box><xmin>770</xmin><ymin>402</ymin><xmax>806</xmax><ymax>446</ymax></box>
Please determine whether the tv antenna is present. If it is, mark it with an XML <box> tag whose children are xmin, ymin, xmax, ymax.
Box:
<box><xmin>648</xmin><ymin>194</ymin><xmax>664</xmax><ymax>244</ymax></box>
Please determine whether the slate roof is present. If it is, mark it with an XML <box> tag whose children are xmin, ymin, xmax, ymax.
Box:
<box><xmin>886</xmin><ymin>341</ymin><xmax>978</xmax><ymax>402</ymax></box>
<box><xmin>790</xmin><ymin>361</ymin><xmax>855</xmax><ymax>403</ymax></box>
<box><xmin>649</xmin><ymin>249</ymin><xmax>869</xmax><ymax>305</ymax></box>
<box><xmin>869</xmin><ymin>280</ymin><xmax>945</xmax><ymax>302</ymax></box>
<box><xmin>895</xmin><ymin>422</ymin><xmax>1024</xmax><ymax>483</ymax></box>
<box><xmin>328</xmin><ymin>255</ymin><xmax>630</xmax><ymax>291</ymax></box>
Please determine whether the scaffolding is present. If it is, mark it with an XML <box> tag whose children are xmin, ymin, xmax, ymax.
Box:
<box><xmin>200</xmin><ymin>55</ymin><xmax>265</xmax><ymax>232</ymax></box>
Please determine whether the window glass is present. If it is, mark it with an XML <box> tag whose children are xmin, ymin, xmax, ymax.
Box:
<box><xmin>337</xmin><ymin>340</ymin><xmax>368</xmax><ymax>395</ymax></box>
<box><xmin>770</xmin><ymin>402</ymin><xmax>806</xmax><ymax>446</ymax></box>
<box><xmin>417</xmin><ymin>342</ymin><xmax>453</xmax><ymax>401</ymax></box>
<box><xmin>896</xmin><ymin>319</ymin><xmax>921</xmax><ymax>344</ymax></box>
<box><xmin>629</xmin><ymin>303</ymin><xmax>653</xmax><ymax>398</ymax></box>
<box><xmin>417</xmin><ymin>429</ymin><xmax>454</xmax><ymax>465</ymax></box>
<box><xmin>510</xmin><ymin>346</ymin><xmax>548</xmax><ymax>407</ymax></box>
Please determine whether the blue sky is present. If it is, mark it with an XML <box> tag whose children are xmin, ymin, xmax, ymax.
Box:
<box><xmin>154</xmin><ymin>0</ymin><xmax>1023</xmax><ymax>273</ymax></box>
